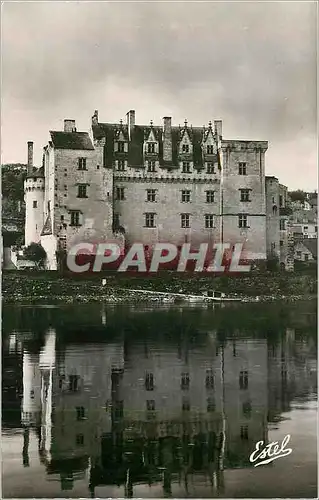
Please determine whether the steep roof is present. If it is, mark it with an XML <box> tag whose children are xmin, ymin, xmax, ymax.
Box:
<box><xmin>26</xmin><ymin>166</ymin><xmax>44</xmax><ymax>179</ymax></box>
<box><xmin>49</xmin><ymin>131</ymin><xmax>94</xmax><ymax>150</ymax></box>
<box><xmin>301</xmin><ymin>238</ymin><xmax>318</xmax><ymax>259</ymax></box>
<box><xmin>41</xmin><ymin>213</ymin><xmax>53</xmax><ymax>236</ymax></box>
<box><xmin>92</xmin><ymin>122</ymin><xmax>212</xmax><ymax>169</ymax></box>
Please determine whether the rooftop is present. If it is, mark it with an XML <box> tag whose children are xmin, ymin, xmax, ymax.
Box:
<box><xmin>49</xmin><ymin>131</ymin><xmax>94</xmax><ymax>151</ymax></box>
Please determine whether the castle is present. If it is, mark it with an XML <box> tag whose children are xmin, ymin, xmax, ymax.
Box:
<box><xmin>24</xmin><ymin>110</ymin><xmax>293</xmax><ymax>270</ymax></box>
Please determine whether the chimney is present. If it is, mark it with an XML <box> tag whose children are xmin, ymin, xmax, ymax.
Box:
<box><xmin>64</xmin><ymin>119</ymin><xmax>76</xmax><ymax>133</ymax></box>
<box><xmin>214</xmin><ymin>120</ymin><xmax>222</xmax><ymax>139</ymax></box>
<box><xmin>27</xmin><ymin>141</ymin><xmax>33</xmax><ymax>175</ymax></box>
<box><xmin>92</xmin><ymin>110</ymin><xmax>99</xmax><ymax>126</ymax></box>
<box><xmin>162</xmin><ymin>117</ymin><xmax>172</xmax><ymax>163</ymax></box>
<box><xmin>126</xmin><ymin>110</ymin><xmax>135</xmax><ymax>140</ymax></box>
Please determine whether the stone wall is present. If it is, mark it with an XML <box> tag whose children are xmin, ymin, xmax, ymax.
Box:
<box><xmin>265</xmin><ymin>177</ymin><xmax>280</xmax><ymax>259</ymax></box>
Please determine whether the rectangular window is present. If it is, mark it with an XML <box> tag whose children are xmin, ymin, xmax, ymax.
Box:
<box><xmin>296</xmin><ymin>251</ymin><xmax>302</xmax><ymax>257</ymax></box>
<box><xmin>146</xmin><ymin>189</ymin><xmax>156</xmax><ymax>202</ymax></box>
<box><xmin>33</xmin><ymin>201</ymin><xmax>37</xmax><ymax>208</ymax></box>
<box><xmin>207</xmin><ymin>145</ymin><xmax>214</xmax><ymax>154</ymax></box>
<box><xmin>238</xmin><ymin>215</ymin><xmax>248</xmax><ymax>228</ymax></box>
<box><xmin>182</xmin><ymin>144</ymin><xmax>190</xmax><ymax>153</ymax></box>
<box><xmin>207</xmin><ymin>162</ymin><xmax>215</xmax><ymax>174</ymax></box>
<box><xmin>279</xmin><ymin>195</ymin><xmax>283</xmax><ymax>207</ymax></box>
<box><xmin>77</xmin><ymin>184</ymin><xmax>88</xmax><ymax>198</ymax></box>
<box><xmin>280</xmin><ymin>240</ymin><xmax>283</xmax><ymax>247</ymax></box>
<box><xmin>70</xmin><ymin>211</ymin><xmax>81</xmax><ymax>227</ymax></box>
<box><xmin>181</xmin><ymin>190</ymin><xmax>191</xmax><ymax>203</ymax></box>
<box><xmin>205</xmin><ymin>214</ymin><xmax>214</xmax><ymax>228</ymax></box>
<box><xmin>182</xmin><ymin>397</ymin><xmax>190</xmax><ymax>411</ymax></box>
<box><xmin>205</xmin><ymin>369</ymin><xmax>214</xmax><ymax>389</ymax></box>
<box><xmin>181</xmin><ymin>372</ymin><xmax>190</xmax><ymax>390</ymax></box>
<box><xmin>148</xmin><ymin>160</ymin><xmax>156</xmax><ymax>172</ymax></box>
<box><xmin>146</xmin><ymin>400</ymin><xmax>155</xmax><ymax>411</ymax></box>
<box><xmin>116</xmin><ymin>187</ymin><xmax>125</xmax><ymax>200</ymax></box>
<box><xmin>59</xmin><ymin>237</ymin><xmax>67</xmax><ymax>250</ymax></box>
<box><xmin>240</xmin><ymin>189</ymin><xmax>251</xmax><ymax>202</ymax></box>
<box><xmin>147</xmin><ymin>143</ymin><xmax>155</xmax><ymax>154</ymax></box>
<box><xmin>76</xmin><ymin>434</ymin><xmax>84</xmax><ymax>446</ymax></box>
<box><xmin>118</xmin><ymin>142</ymin><xmax>125</xmax><ymax>153</ymax></box>
<box><xmin>304</xmin><ymin>254</ymin><xmax>309</xmax><ymax>261</ymax></box>
<box><xmin>239</xmin><ymin>370</ymin><xmax>248</xmax><ymax>390</ymax></box>
<box><xmin>182</xmin><ymin>162</ymin><xmax>191</xmax><ymax>173</ymax></box>
<box><xmin>242</xmin><ymin>401</ymin><xmax>252</xmax><ymax>417</ymax></box>
<box><xmin>117</xmin><ymin>160</ymin><xmax>125</xmax><ymax>171</ymax></box>
<box><xmin>114</xmin><ymin>400</ymin><xmax>124</xmax><ymax>419</ymax></box>
<box><xmin>238</xmin><ymin>162</ymin><xmax>247</xmax><ymax>175</ymax></box>
<box><xmin>207</xmin><ymin>397</ymin><xmax>215</xmax><ymax>412</ymax></box>
<box><xmin>181</xmin><ymin>213</ymin><xmax>190</xmax><ymax>228</ymax></box>
<box><xmin>206</xmin><ymin>190</ymin><xmax>215</xmax><ymax>203</ymax></box>
<box><xmin>145</xmin><ymin>372</ymin><xmax>154</xmax><ymax>391</ymax></box>
<box><xmin>69</xmin><ymin>375</ymin><xmax>79</xmax><ymax>392</ymax></box>
<box><xmin>240</xmin><ymin>425</ymin><xmax>249</xmax><ymax>440</ymax></box>
<box><xmin>76</xmin><ymin>406</ymin><xmax>85</xmax><ymax>420</ymax></box>
<box><xmin>145</xmin><ymin>213</ymin><xmax>156</xmax><ymax>228</ymax></box>
<box><xmin>280</xmin><ymin>219</ymin><xmax>286</xmax><ymax>230</ymax></box>
<box><xmin>78</xmin><ymin>158</ymin><xmax>87</xmax><ymax>170</ymax></box>
<box><xmin>113</xmin><ymin>213</ymin><xmax>120</xmax><ymax>227</ymax></box>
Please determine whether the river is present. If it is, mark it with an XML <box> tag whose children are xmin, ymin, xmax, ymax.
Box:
<box><xmin>2</xmin><ymin>301</ymin><xmax>317</xmax><ymax>498</ymax></box>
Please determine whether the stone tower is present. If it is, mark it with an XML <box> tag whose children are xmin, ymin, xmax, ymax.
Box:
<box><xmin>24</xmin><ymin>142</ymin><xmax>45</xmax><ymax>246</ymax></box>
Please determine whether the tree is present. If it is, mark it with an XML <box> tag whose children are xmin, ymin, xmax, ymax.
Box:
<box><xmin>288</xmin><ymin>190</ymin><xmax>307</xmax><ymax>203</ymax></box>
<box><xmin>23</xmin><ymin>243</ymin><xmax>47</xmax><ymax>268</ymax></box>
<box><xmin>266</xmin><ymin>252</ymin><xmax>279</xmax><ymax>272</ymax></box>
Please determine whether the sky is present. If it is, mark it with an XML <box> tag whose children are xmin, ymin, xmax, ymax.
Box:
<box><xmin>1</xmin><ymin>1</ymin><xmax>317</xmax><ymax>190</ymax></box>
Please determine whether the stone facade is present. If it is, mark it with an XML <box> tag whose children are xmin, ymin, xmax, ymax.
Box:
<box><xmin>24</xmin><ymin>110</ymin><xmax>290</xmax><ymax>270</ymax></box>
<box><xmin>265</xmin><ymin>176</ymin><xmax>294</xmax><ymax>270</ymax></box>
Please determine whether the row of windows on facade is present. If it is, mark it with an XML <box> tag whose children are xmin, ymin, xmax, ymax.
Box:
<box><xmin>76</xmin><ymin>157</ymin><xmax>248</xmax><ymax>175</ymax></box>
<box><xmin>115</xmin><ymin>142</ymin><xmax>216</xmax><ymax>155</ymax></box>
<box><xmin>142</xmin><ymin>213</ymin><xmax>249</xmax><ymax>229</ymax></box>
<box><xmin>62</xmin><ymin>371</ymin><xmax>249</xmax><ymax>393</ymax></box>
<box><xmin>72</xmin><ymin>399</ymin><xmax>252</xmax><ymax>423</ymax></box>
<box><xmin>116</xmin><ymin>187</ymin><xmax>251</xmax><ymax>203</ymax></box>
<box><xmin>32</xmin><ymin>186</ymin><xmax>251</xmax><ymax>207</ymax></box>
<box><xmin>73</xmin><ymin>424</ymin><xmax>250</xmax><ymax>447</ymax></box>
<box><xmin>140</xmin><ymin>188</ymin><xmax>251</xmax><ymax>204</ymax></box>
<box><xmin>66</xmin><ymin>210</ymin><xmax>249</xmax><ymax>229</ymax></box>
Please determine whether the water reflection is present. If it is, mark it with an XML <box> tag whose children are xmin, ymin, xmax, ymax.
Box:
<box><xmin>2</xmin><ymin>303</ymin><xmax>317</xmax><ymax>498</ymax></box>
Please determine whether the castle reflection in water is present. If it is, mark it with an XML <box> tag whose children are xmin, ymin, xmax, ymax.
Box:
<box><xmin>3</xmin><ymin>303</ymin><xmax>317</xmax><ymax>497</ymax></box>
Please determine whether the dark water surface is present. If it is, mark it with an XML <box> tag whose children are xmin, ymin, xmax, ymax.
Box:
<box><xmin>2</xmin><ymin>301</ymin><xmax>317</xmax><ymax>498</ymax></box>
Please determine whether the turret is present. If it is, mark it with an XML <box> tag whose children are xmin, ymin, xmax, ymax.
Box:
<box><xmin>24</xmin><ymin>141</ymin><xmax>45</xmax><ymax>246</ymax></box>
<box><xmin>21</xmin><ymin>351</ymin><xmax>41</xmax><ymax>427</ymax></box>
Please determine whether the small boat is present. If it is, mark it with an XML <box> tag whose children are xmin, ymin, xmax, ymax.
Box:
<box><xmin>185</xmin><ymin>295</ymin><xmax>206</xmax><ymax>303</ymax></box>
<box><xmin>206</xmin><ymin>291</ymin><xmax>242</xmax><ymax>302</ymax></box>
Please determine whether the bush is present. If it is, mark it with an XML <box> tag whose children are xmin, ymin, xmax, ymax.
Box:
<box><xmin>23</xmin><ymin>243</ymin><xmax>47</xmax><ymax>269</ymax></box>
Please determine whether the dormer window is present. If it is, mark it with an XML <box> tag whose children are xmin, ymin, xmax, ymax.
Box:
<box><xmin>182</xmin><ymin>144</ymin><xmax>190</xmax><ymax>153</ymax></box>
<box><xmin>118</xmin><ymin>142</ymin><xmax>125</xmax><ymax>153</ymax></box>
<box><xmin>207</xmin><ymin>145</ymin><xmax>214</xmax><ymax>154</ymax></box>
<box><xmin>147</xmin><ymin>143</ymin><xmax>156</xmax><ymax>154</ymax></box>
<box><xmin>207</xmin><ymin>162</ymin><xmax>215</xmax><ymax>174</ymax></box>
<box><xmin>182</xmin><ymin>162</ymin><xmax>191</xmax><ymax>173</ymax></box>
<box><xmin>148</xmin><ymin>161</ymin><xmax>156</xmax><ymax>172</ymax></box>
<box><xmin>117</xmin><ymin>160</ymin><xmax>125</xmax><ymax>171</ymax></box>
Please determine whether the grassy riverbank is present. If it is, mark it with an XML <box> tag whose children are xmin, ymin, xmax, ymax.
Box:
<box><xmin>2</xmin><ymin>269</ymin><xmax>317</xmax><ymax>305</ymax></box>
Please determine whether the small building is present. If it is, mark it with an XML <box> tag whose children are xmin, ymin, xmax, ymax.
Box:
<box><xmin>294</xmin><ymin>239</ymin><xmax>317</xmax><ymax>262</ymax></box>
